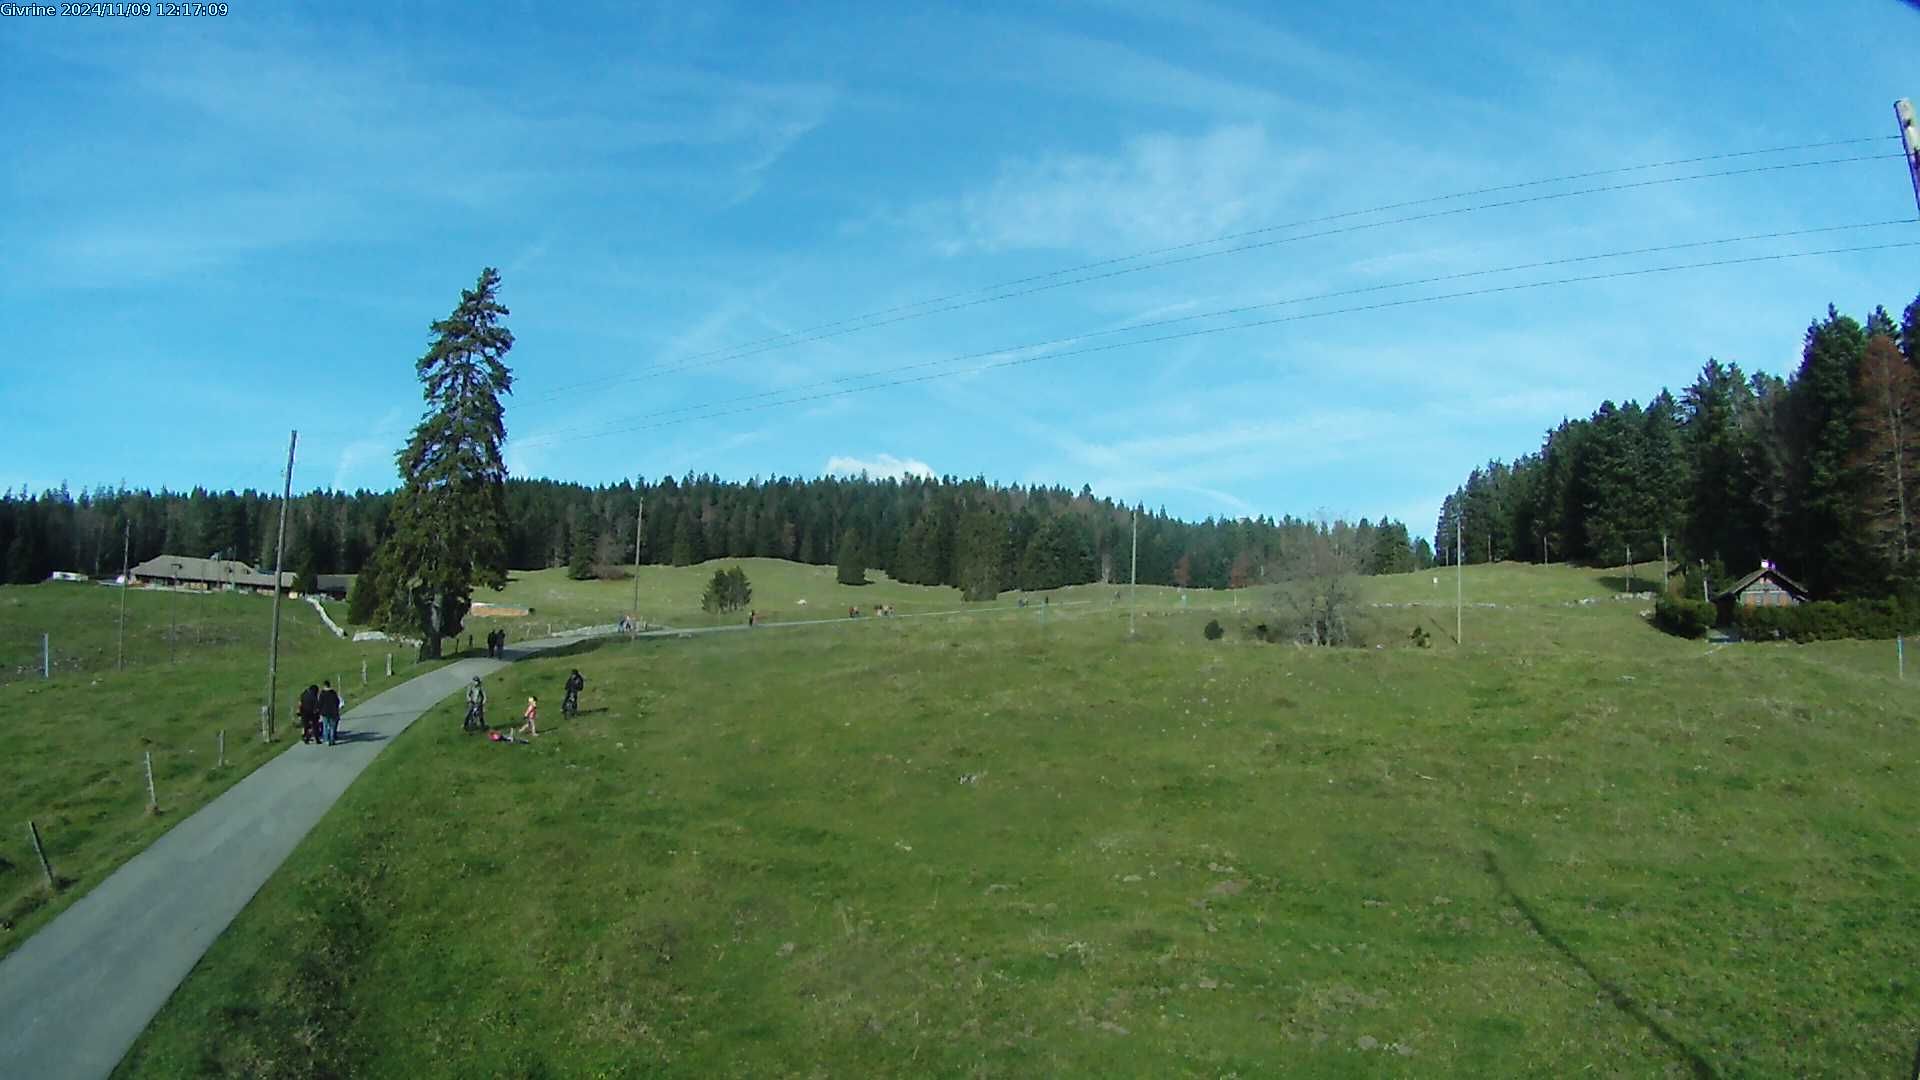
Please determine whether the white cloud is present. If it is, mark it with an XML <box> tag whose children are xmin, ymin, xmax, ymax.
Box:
<box><xmin>913</xmin><ymin>124</ymin><xmax>1319</xmax><ymax>256</ymax></box>
<box><xmin>825</xmin><ymin>453</ymin><xmax>935</xmax><ymax>481</ymax></box>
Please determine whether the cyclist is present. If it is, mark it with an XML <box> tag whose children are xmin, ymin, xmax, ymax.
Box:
<box><xmin>563</xmin><ymin>668</ymin><xmax>585</xmax><ymax>718</ymax></box>
<box><xmin>463</xmin><ymin>676</ymin><xmax>487</xmax><ymax>733</ymax></box>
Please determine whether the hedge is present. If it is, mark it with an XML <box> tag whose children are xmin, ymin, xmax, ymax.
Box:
<box><xmin>1732</xmin><ymin>598</ymin><xmax>1920</xmax><ymax>643</ymax></box>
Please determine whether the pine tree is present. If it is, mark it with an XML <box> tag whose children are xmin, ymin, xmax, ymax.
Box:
<box><xmin>836</xmin><ymin>528</ymin><xmax>866</xmax><ymax>585</ymax></box>
<box><xmin>346</xmin><ymin>562</ymin><xmax>383</xmax><ymax>624</ymax></box>
<box><xmin>1854</xmin><ymin>334</ymin><xmax>1919</xmax><ymax>570</ymax></box>
<box><xmin>567</xmin><ymin>532</ymin><xmax>596</xmax><ymax>580</ymax></box>
<box><xmin>373</xmin><ymin>268</ymin><xmax>515</xmax><ymax>658</ymax></box>
<box><xmin>1791</xmin><ymin>307</ymin><xmax>1868</xmax><ymax>594</ymax></box>
<box><xmin>1902</xmin><ymin>292</ymin><xmax>1920</xmax><ymax>366</ymax></box>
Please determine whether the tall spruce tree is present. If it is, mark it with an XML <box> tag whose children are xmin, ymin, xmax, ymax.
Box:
<box><xmin>1791</xmin><ymin>307</ymin><xmax>1868</xmax><ymax>594</ymax></box>
<box><xmin>374</xmin><ymin>267</ymin><xmax>515</xmax><ymax>658</ymax></box>
<box><xmin>836</xmin><ymin>528</ymin><xmax>866</xmax><ymax>585</ymax></box>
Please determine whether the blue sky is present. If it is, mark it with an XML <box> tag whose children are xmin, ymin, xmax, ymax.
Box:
<box><xmin>3</xmin><ymin>1</ymin><xmax>1917</xmax><ymax>541</ymax></box>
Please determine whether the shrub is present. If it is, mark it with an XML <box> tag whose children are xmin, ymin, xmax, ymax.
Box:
<box><xmin>1203</xmin><ymin>618</ymin><xmax>1224</xmax><ymax>641</ymax></box>
<box><xmin>1732</xmin><ymin>598</ymin><xmax>1920</xmax><ymax>642</ymax></box>
<box><xmin>1653</xmin><ymin>596</ymin><xmax>1715</xmax><ymax>639</ymax></box>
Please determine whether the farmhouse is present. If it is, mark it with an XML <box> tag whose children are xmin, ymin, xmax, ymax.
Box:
<box><xmin>1713</xmin><ymin>560</ymin><xmax>1809</xmax><ymax>623</ymax></box>
<box><xmin>129</xmin><ymin>555</ymin><xmax>290</xmax><ymax>595</ymax></box>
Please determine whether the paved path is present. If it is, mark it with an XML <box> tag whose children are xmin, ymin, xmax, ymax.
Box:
<box><xmin>0</xmin><ymin>633</ymin><xmax>601</xmax><ymax>1080</ymax></box>
<box><xmin>0</xmin><ymin>602</ymin><xmax>1092</xmax><ymax>1079</ymax></box>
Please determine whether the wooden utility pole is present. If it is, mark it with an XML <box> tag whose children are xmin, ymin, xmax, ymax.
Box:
<box><xmin>1455</xmin><ymin>512</ymin><xmax>1463</xmax><ymax>646</ymax></box>
<box><xmin>631</xmin><ymin>494</ymin><xmax>643</xmax><ymax>630</ymax></box>
<box><xmin>116</xmin><ymin>522</ymin><xmax>129</xmax><ymax>670</ymax></box>
<box><xmin>261</xmin><ymin>430</ymin><xmax>297</xmax><ymax>742</ymax></box>
<box><xmin>1896</xmin><ymin>99</ymin><xmax>1920</xmax><ymax>218</ymax></box>
<box><xmin>1129</xmin><ymin>510</ymin><xmax>1138</xmax><ymax>638</ymax></box>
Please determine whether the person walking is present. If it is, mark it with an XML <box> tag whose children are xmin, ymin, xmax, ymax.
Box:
<box><xmin>563</xmin><ymin>669</ymin><xmax>584</xmax><ymax>718</ymax></box>
<box><xmin>318</xmin><ymin>680</ymin><xmax>342</xmax><ymax>746</ymax></box>
<box><xmin>464</xmin><ymin>676</ymin><xmax>487</xmax><ymax>733</ymax></box>
<box><xmin>297</xmin><ymin>684</ymin><xmax>321</xmax><ymax>745</ymax></box>
<box><xmin>517</xmin><ymin>695</ymin><xmax>539</xmax><ymax>739</ymax></box>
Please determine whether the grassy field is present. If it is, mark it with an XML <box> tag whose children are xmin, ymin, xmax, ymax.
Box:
<box><xmin>0</xmin><ymin>583</ymin><xmax>449</xmax><ymax>959</ymax></box>
<box><xmin>118</xmin><ymin>564</ymin><xmax>1919</xmax><ymax>1077</ymax></box>
<box><xmin>458</xmin><ymin>559</ymin><xmax>1223</xmax><ymax>642</ymax></box>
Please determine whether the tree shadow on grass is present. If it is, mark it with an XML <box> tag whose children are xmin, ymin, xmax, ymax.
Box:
<box><xmin>1480</xmin><ymin>851</ymin><xmax>1714</xmax><ymax>1079</ymax></box>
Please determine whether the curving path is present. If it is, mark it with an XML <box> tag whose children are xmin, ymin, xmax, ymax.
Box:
<box><xmin>0</xmin><ymin>602</ymin><xmax>1089</xmax><ymax>1079</ymax></box>
<box><xmin>0</xmin><ymin>633</ymin><xmax>602</xmax><ymax>1080</ymax></box>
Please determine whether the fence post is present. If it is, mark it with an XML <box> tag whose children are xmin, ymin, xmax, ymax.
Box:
<box><xmin>217</xmin><ymin>729</ymin><xmax>225</xmax><ymax>768</ymax></box>
<box><xmin>386</xmin><ymin>653</ymin><xmax>393</xmax><ymax>678</ymax></box>
<box><xmin>43</xmin><ymin>633</ymin><xmax>50</xmax><ymax>679</ymax></box>
<box><xmin>1900</xmin><ymin>636</ymin><xmax>1906</xmax><ymax>681</ymax></box>
<box><xmin>27</xmin><ymin>820</ymin><xmax>55</xmax><ymax>891</ymax></box>
<box><xmin>361</xmin><ymin>659</ymin><xmax>368</xmax><ymax>687</ymax></box>
<box><xmin>144</xmin><ymin>752</ymin><xmax>158</xmax><ymax>813</ymax></box>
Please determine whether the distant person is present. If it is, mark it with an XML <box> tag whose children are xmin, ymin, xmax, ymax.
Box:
<box><xmin>517</xmin><ymin>695</ymin><xmax>539</xmax><ymax>739</ymax></box>
<box><xmin>464</xmin><ymin>676</ymin><xmax>487</xmax><ymax>733</ymax></box>
<box><xmin>318</xmin><ymin>680</ymin><xmax>342</xmax><ymax>746</ymax></box>
<box><xmin>298</xmin><ymin>684</ymin><xmax>321</xmax><ymax>745</ymax></box>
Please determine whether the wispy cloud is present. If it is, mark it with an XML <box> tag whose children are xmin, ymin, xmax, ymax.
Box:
<box><xmin>825</xmin><ymin>453</ymin><xmax>935</xmax><ymax>481</ymax></box>
<box><xmin>908</xmin><ymin>124</ymin><xmax>1320</xmax><ymax>256</ymax></box>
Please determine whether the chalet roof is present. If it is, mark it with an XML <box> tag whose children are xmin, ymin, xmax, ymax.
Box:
<box><xmin>130</xmin><ymin>555</ymin><xmax>293</xmax><ymax>590</ymax></box>
<box><xmin>1715</xmin><ymin>564</ymin><xmax>1809</xmax><ymax>601</ymax></box>
<box><xmin>130</xmin><ymin>555</ymin><xmax>255</xmax><ymax>582</ymax></box>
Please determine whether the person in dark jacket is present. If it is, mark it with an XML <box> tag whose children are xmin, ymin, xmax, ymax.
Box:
<box><xmin>298</xmin><ymin>684</ymin><xmax>321</xmax><ymax>744</ymax></box>
<box><xmin>562</xmin><ymin>669</ymin><xmax>584</xmax><ymax>717</ymax></box>
<box><xmin>318</xmin><ymin>680</ymin><xmax>342</xmax><ymax>746</ymax></box>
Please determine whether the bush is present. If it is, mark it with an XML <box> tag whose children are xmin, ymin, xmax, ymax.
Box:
<box><xmin>1732</xmin><ymin>598</ymin><xmax>1920</xmax><ymax>642</ymax></box>
<box><xmin>1203</xmin><ymin>618</ymin><xmax>1224</xmax><ymax>641</ymax></box>
<box><xmin>1653</xmin><ymin>596</ymin><xmax>1715</xmax><ymax>639</ymax></box>
<box><xmin>701</xmin><ymin>566</ymin><xmax>752</xmax><ymax>614</ymax></box>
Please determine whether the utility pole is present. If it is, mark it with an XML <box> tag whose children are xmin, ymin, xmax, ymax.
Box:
<box><xmin>1129</xmin><ymin>509</ymin><xmax>1138</xmax><ymax>638</ymax></box>
<box><xmin>116</xmin><ymin>521</ymin><xmax>129</xmax><ymax>671</ymax></box>
<box><xmin>1661</xmin><ymin>533</ymin><xmax>1669</xmax><ymax>596</ymax></box>
<box><xmin>1896</xmin><ymin>99</ymin><xmax>1920</xmax><ymax>218</ymax></box>
<box><xmin>168</xmin><ymin>560</ymin><xmax>181</xmax><ymax>663</ymax></box>
<box><xmin>1455</xmin><ymin>512</ymin><xmax>1463</xmax><ymax>646</ymax></box>
<box><xmin>630</xmin><ymin>494</ymin><xmax>643</xmax><ymax>631</ymax></box>
<box><xmin>262</xmin><ymin>430</ymin><xmax>297</xmax><ymax>742</ymax></box>
<box><xmin>1626</xmin><ymin>543</ymin><xmax>1634</xmax><ymax>595</ymax></box>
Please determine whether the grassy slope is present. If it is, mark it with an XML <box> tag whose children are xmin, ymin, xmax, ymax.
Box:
<box><xmin>460</xmin><ymin>559</ymin><xmax>1215</xmax><ymax>641</ymax></box>
<box><xmin>0</xmin><ymin>583</ymin><xmax>446</xmax><ymax>958</ymax></box>
<box><xmin>120</xmin><ymin>567</ymin><xmax>1919</xmax><ymax>1077</ymax></box>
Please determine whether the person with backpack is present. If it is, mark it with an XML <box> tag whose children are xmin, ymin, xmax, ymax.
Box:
<box><xmin>318</xmin><ymin>680</ymin><xmax>342</xmax><ymax>746</ymax></box>
<box><xmin>563</xmin><ymin>669</ymin><xmax>584</xmax><ymax>719</ymax></box>
<box><xmin>298</xmin><ymin>684</ymin><xmax>321</xmax><ymax>744</ymax></box>
<box><xmin>464</xmin><ymin>676</ymin><xmax>487</xmax><ymax>733</ymax></box>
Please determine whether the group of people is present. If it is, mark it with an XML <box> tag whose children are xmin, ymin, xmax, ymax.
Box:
<box><xmin>296</xmin><ymin>681</ymin><xmax>345</xmax><ymax>746</ymax></box>
<box><xmin>484</xmin><ymin>629</ymin><xmax>508</xmax><ymax>658</ymax></box>
<box><xmin>462</xmin><ymin>667</ymin><xmax>585</xmax><ymax>743</ymax></box>
<box><xmin>846</xmin><ymin>604</ymin><xmax>896</xmax><ymax>618</ymax></box>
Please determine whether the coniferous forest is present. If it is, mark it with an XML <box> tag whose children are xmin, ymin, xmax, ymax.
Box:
<box><xmin>1439</xmin><ymin>294</ymin><xmax>1920</xmax><ymax>600</ymax></box>
<box><xmin>0</xmin><ymin>474</ymin><xmax>1432</xmax><ymax>597</ymax></box>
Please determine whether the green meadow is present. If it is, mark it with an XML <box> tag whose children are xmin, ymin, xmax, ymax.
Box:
<box><xmin>117</xmin><ymin>563</ymin><xmax>1919</xmax><ymax>1077</ymax></box>
<box><xmin>0</xmin><ymin>583</ymin><xmax>442</xmax><ymax>958</ymax></box>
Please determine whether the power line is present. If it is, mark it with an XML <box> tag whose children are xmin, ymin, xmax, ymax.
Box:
<box><xmin>522</xmin><ymin>220</ymin><xmax>1915</xmax><ymax>443</ymax></box>
<box><xmin>529</xmin><ymin>139</ymin><xmax>1901</xmax><ymax>401</ymax></box>
<box><xmin>508</xmin><ymin>237</ymin><xmax>1920</xmax><ymax>450</ymax></box>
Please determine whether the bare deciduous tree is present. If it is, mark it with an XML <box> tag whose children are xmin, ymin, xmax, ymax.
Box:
<box><xmin>1273</xmin><ymin>516</ymin><xmax>1365</xmax><ymax>646</ymax></box>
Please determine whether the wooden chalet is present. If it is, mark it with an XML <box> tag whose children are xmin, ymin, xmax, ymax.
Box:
<box><xmin>1713</xmin><ymin>560</ymin><xmax>1809</xmax><ymax>623</ymax></box>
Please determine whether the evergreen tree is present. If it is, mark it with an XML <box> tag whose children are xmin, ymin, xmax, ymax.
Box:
<box><xmin>1854</xmin><ymin>334</ymin><xmax>1919</xmax><ymax>570</ymax></box>
<box><xmin>374</xmin><ymin>267</ymin><xmax>515</xmax><ymax>658</ymax></box>
<box><xmin>346</xmin><ymin>562</ymin><xmax>383</xmax><ymax>625</ymax></box>
<box><xmin>1791</xmin><ymin>307</ymin><xmax>1868</xmax><ymax>594</ymax></box>
<box><xmin>1902</xmin><ymin>292</ymin><xmax>1920</xmax><ymax>366</ymax></box>
<box><xmin>568</xmin><ymin>532</ymin><xmax>597</xmax><ymax>580</ymax></box>
<box><xmin>293</xmin><ymin>549</ymin><xmax>319</xmax><ymax>595</ymax></box>
<box><xmin>836</xmin><ymin>528</ymin><xmax>866</xmax><ymax>586</ymax></box>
